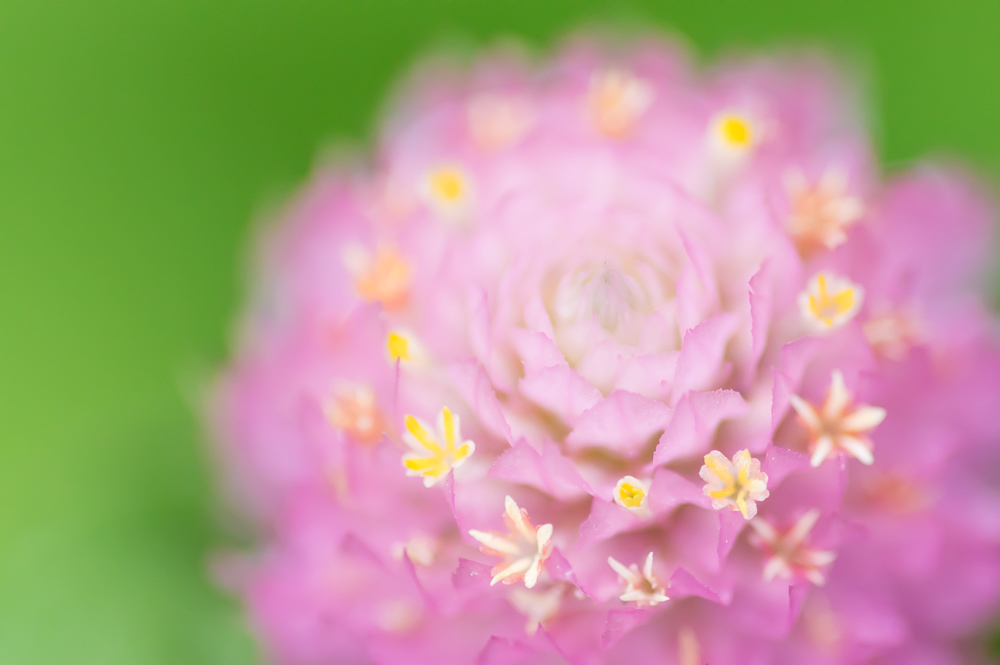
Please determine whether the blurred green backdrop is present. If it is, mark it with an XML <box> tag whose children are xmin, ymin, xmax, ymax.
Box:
<box><xmin>1</xmin><ymin>1</ymin><xmax>999</xmax><ymax>663</ymax></box>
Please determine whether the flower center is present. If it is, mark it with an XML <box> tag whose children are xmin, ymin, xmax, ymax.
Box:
<box><xmin>553</xmin><ymin>266</ymin><xmax>648</xmax><ymax>332</ymax></box>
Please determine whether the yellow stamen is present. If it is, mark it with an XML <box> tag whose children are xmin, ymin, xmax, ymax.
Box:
<box><xmin>404</xmin><ymin>415</ymin><xmax>442</xmax><ymax>454</ymax></box>
<box><xmin>704</xmin><ymin>454</ymin><xmax>734</xmax><ymax>486</ymax></box>
<box><xmin>387</xmin><ymin>332</ymin><xmax>411</xmax><ymax>362</ymax></box>
<box><xmin>403</xmin><ymin>457</ymin><xmax>446</xmax><ymax>472</ymax></box>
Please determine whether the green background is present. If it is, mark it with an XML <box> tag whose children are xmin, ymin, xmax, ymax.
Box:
<box><xmin>1</xmin><ymin>1</ymin><xmax>998</xmax><ymax>663</ymax></box>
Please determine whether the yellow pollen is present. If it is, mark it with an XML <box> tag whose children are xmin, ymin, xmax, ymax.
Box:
<box><xmin>719</xmin><ymin>115</ymin><xmax>752</xmax><ymax>147</ymax></box>
<box><xmin>387</xmin><ymin>332</ymin><xmax>411</xmax><ymax>363</ymax></box>
<box><xmin>428</xmin><ymin>168</ymin><xmax>466</xmax><ymax>203</ymax></box>
<box><xmin>617</xmin><ymin>482</ymin><xmax>646</xmax><ymax>509</ymax></box>
<box><xmin>355</xmin><ymin>248</ymin><xmax>411</xmax><ymax>309</ymax></box>
<box><xmin>808</xmin><ymin>274</ymin><xmax>856</xmax><ymax>327</ymax></box>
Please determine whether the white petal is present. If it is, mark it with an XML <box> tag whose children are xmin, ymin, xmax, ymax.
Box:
<box><xmin>823</xmin><ymin>371</ymin><xmax>851</xmax><ymax>418</ymax></box>
<box><xmin>468</xmin><ymin>530</ymin><xmax>521</xmax><ymax>556</ymax></box>
<box><xmin>747</xmin><ymin>517</ymin><xmax>778</xmax><ymax>544</ymax></box>
<box><xmin>838</xmin><ymin>435</ymin><xmax>874</xmax><ymax>465</ymax></box>
<box><xmin>788</xmin><ymin>394</ymin><xmax>821</xmax><ymax>429</ymax></box>
<box><xmin>489</xmin><ymin>557</ymin><xmax>532</xmax><ymax>586</ymax></box>
<box><xmin>805</xmin><ymin>550</ymin><xmax>837</xmax><ymax>567</ymax></box>
<box><xmin>805</xmin><ymin>568</ymin><xmax>827</xmax><ymax>586</ymax></box>
<box><xmin>643</xmin><ymin>552</ymin><xmax>655</xmax><ymax>580</ymax></box>
<box><xmin>763</xmin><ymin>556</ymin><xmax>789</xmax><ymax>582</ymax></box>
<box><xmin>523</xmin><ymin>556</ymin><xmax>544</xmax><ymax>589</ymax></box>
<box><xmin>841</xmin><ymin>406</ymin><xmax>886</xmax><ymax>432</ymax></box>
<box><xmin>785</xmin><ymin>510</ymin><xmax>821</xmax><ymax>548</ymax></box>
<box><xmin>504</xmin><ymin>496</ymin><xmax>534</xmax><ymax>541</ymax></box>
<box><xmin>535</xmin><ymin>523</ymin><xmax>554</xmax><ymax>552</ymax></box>
<box><xmin>811</xmin><ymin>435</ymin><xmax>834</xmax><ymax>467</ymax></box>
<box><xmin>607</xmin><ymin>556</ymin><xmax>640</xmax><ymax>585</ymax></box>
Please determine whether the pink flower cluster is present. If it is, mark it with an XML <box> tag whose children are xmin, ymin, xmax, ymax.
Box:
<box><xmin>213</xmin><ymin>36</ymin><xmax>1000</xmax><ymax>664</ymax></box>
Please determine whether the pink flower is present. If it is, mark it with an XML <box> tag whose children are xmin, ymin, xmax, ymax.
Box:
<box><xmin>212</xmin><ymin>34</ymin><xmax>1000</xmax><ymax>664</ymax></box>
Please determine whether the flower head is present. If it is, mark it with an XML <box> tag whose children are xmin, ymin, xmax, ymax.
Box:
<box><xmin>214</xmin><ymin>35</ymin><xmax>1000</xmax><ymax>664</ymax></box>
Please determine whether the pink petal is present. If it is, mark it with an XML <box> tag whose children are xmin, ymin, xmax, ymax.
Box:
<box><xmin>489</xmin><ymin>439</ymin><xmax>593</xmax><ymax>500</ymax></box>
<box><xmin>565</xmin><ymin>390</ymin><xmax>672</xmax><ymax>457</ymax></box>
<box><xmin>577</xmin><ymin>499</ymin><xmax>646</xmax><ymax>550</ymax></box>
<box><xmin>519</xmin><ymin>365</ymin><xmax>603</xmax><ymax>425</ymax></box>
<box><xmin>449</xmin><ymin>359</ymin><xmax>513</xmax><ymax>443</ymax></box>
<box><xmin>510</xmin><ymin>329</ymin><xmax>568</xmax><ymax>374</ymax></box>
<box><xmin>671</xmin><ymin>313</ymin><xmax>739</xmax><ymax>402</ymax></box>
<box><xmin>653</xmin><ymin>389</ymin><xmax>748</xmax><ymax>465</ymax></box>
<box><xmin>648</xmin><ymin>466</ymin><xmax>712</xmax><ymax>514</ymax></box>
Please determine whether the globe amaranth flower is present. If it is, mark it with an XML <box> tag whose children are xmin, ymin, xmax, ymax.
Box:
<box><xmin>212</xmin><ymin>34</ymin><xmax>1000</xmax><ymax>664</ymax></box>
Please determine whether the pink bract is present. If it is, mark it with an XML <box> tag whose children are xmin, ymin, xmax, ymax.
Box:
<box><xmin>212</xmin><ymin>35</ymin><xmax>1000</xmax><ymax>664</ymax></box>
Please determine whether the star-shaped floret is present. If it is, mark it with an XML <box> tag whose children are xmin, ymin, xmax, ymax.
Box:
<box><xmin>343</xmin><ymin>245</ymin><xmax>411</xmax><ymax>310</ymax></box>
<box><xmin>400</xmin><ymin>406</ymin><xmax>475</xmax><ymax>487</ymax></box>
<box><xmin>607</xmin><ymin>551</ymin><xmax>669</xmax><ymax>607</ymax></box>
<box><xmin>798</xmin><ymin>271</ymin><xmax>864</xmax><ymax>331</ymax></box>
<box><xmin>700</xmin><ymin>449</ymin><xmax>770</xmax><ymax>520</ymax></box>
<box><xmin>785</xmin><ymin>169</ymin><xmax>864</xmax><ymax>252</ymax></box>
<box><xmin>324</xmin><ymin>385</ymin><xmax>384</xmax><ymax>445</ymax></box>
<box><xmin>469</xmin><ymin>496</ymin><xmax>554</xmax><ymax>589</ymax></box>
<box><xmin>588</xmin><ymin>69</ymin><xmax>654</xmax><ymax>138</ymax></box>
<box><xmin>748</xmin><ymin>510</ymin><xmax>837</xmax><ymax>586</ymax></box>
<box><xmin>789</xmin><ymin>370</ymin><xmax>886</xmax><ymax>467</ymax></box>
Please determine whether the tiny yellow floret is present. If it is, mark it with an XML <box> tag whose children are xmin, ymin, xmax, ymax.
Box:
<box><xmin>613</xmin><ymin>475</ymin><xmax>651</xmax><ymax>516</ymax></box>
<box><xmin>427</xmin><ymin>167</ymin><xmax>466</xmax><ymax>204</ymax></box>
<box><xmin>798</xmin><ymin>272</ymin><xmax>864</xmax><ymax>331</ymax></box>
